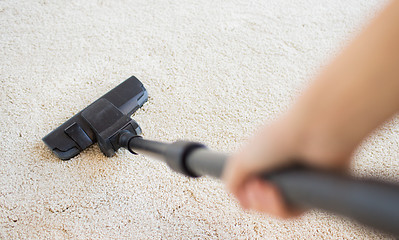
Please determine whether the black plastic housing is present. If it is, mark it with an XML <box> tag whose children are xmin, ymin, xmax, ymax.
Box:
<box><xmin>42</xmin><ymin>76</ymin><xmax>148</xmax><ymax>160</ymax></box>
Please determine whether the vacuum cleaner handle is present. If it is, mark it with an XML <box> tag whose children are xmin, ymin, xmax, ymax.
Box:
<box><xmin>124</xmin><ymin>135</ymin><xmax>399</xmax><ymax>236</ymax></box>
<box><xmin>186</xmin><ymin>148</ymin><xmax>399</xmax><ymax>236</ymax></box>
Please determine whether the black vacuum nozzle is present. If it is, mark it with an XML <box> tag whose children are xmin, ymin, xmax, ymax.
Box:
<box><xmin>42</xmin><ymin>76</ymin><xmax>148</xmax><ymax>160</ymax></box>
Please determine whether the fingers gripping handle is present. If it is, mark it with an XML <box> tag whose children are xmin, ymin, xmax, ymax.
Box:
<box><xmin>185</xmin><ymin>148</ymin><xmax>399</xmax><ymax>236</ymax></box>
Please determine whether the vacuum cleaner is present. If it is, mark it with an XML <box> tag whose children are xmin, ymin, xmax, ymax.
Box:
<box><xmin>43</xmin><ymin>76</ymin><xmax>399</xmax><ymax>236</ymax></box>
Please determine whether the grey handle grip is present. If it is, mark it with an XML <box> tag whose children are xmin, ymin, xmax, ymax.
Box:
<box><xmin>186</xmin><ymin>149</ymin><xmax>399</xmax><ymax>236</ymax></box>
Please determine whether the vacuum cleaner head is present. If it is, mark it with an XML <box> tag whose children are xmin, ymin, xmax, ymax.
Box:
<box><xmin>42</xmin><ymin>76</ymin><xmax>148</xmax><ymax>160</ymax></box>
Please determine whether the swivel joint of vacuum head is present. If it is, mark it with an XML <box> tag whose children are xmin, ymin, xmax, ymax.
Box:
<box><xmin>117</xmin><ymin>130</ymin><xmax>142</xmax><ymax>155</ymax></box>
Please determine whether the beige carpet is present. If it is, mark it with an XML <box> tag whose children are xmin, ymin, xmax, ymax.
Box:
<box><xmin>1</xmin><ymin>0</ymin><xmax>398</xmax><ymax>239</ymax></box>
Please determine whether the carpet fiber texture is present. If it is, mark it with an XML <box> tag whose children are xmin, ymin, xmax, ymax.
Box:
<box><xmin>1</xmin><ymin>0</ymin><xmax>398</xmax><ymax>239</ymax></box>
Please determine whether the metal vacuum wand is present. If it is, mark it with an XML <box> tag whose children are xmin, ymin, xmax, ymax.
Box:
<box><xmin>120</xmin><ymin>131</ymin><xmax>399</xmax><ymax>236</ymax></box>
<box><xmin>125</xmin><ymin>135</ymin><xmax>225</xmax><ymax>178</ymax></box>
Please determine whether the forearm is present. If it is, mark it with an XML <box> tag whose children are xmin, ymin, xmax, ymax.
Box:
<box><xmin>289</xmin><ymin>0</ymin><xmax>399</xmax><ymax>157</ymax></box>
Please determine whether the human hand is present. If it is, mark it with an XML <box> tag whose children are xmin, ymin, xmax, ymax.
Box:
<box><xmin>222</xmin><ymin>116</ymin><xmax>353</xmax><ymax>218</ymax></box>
